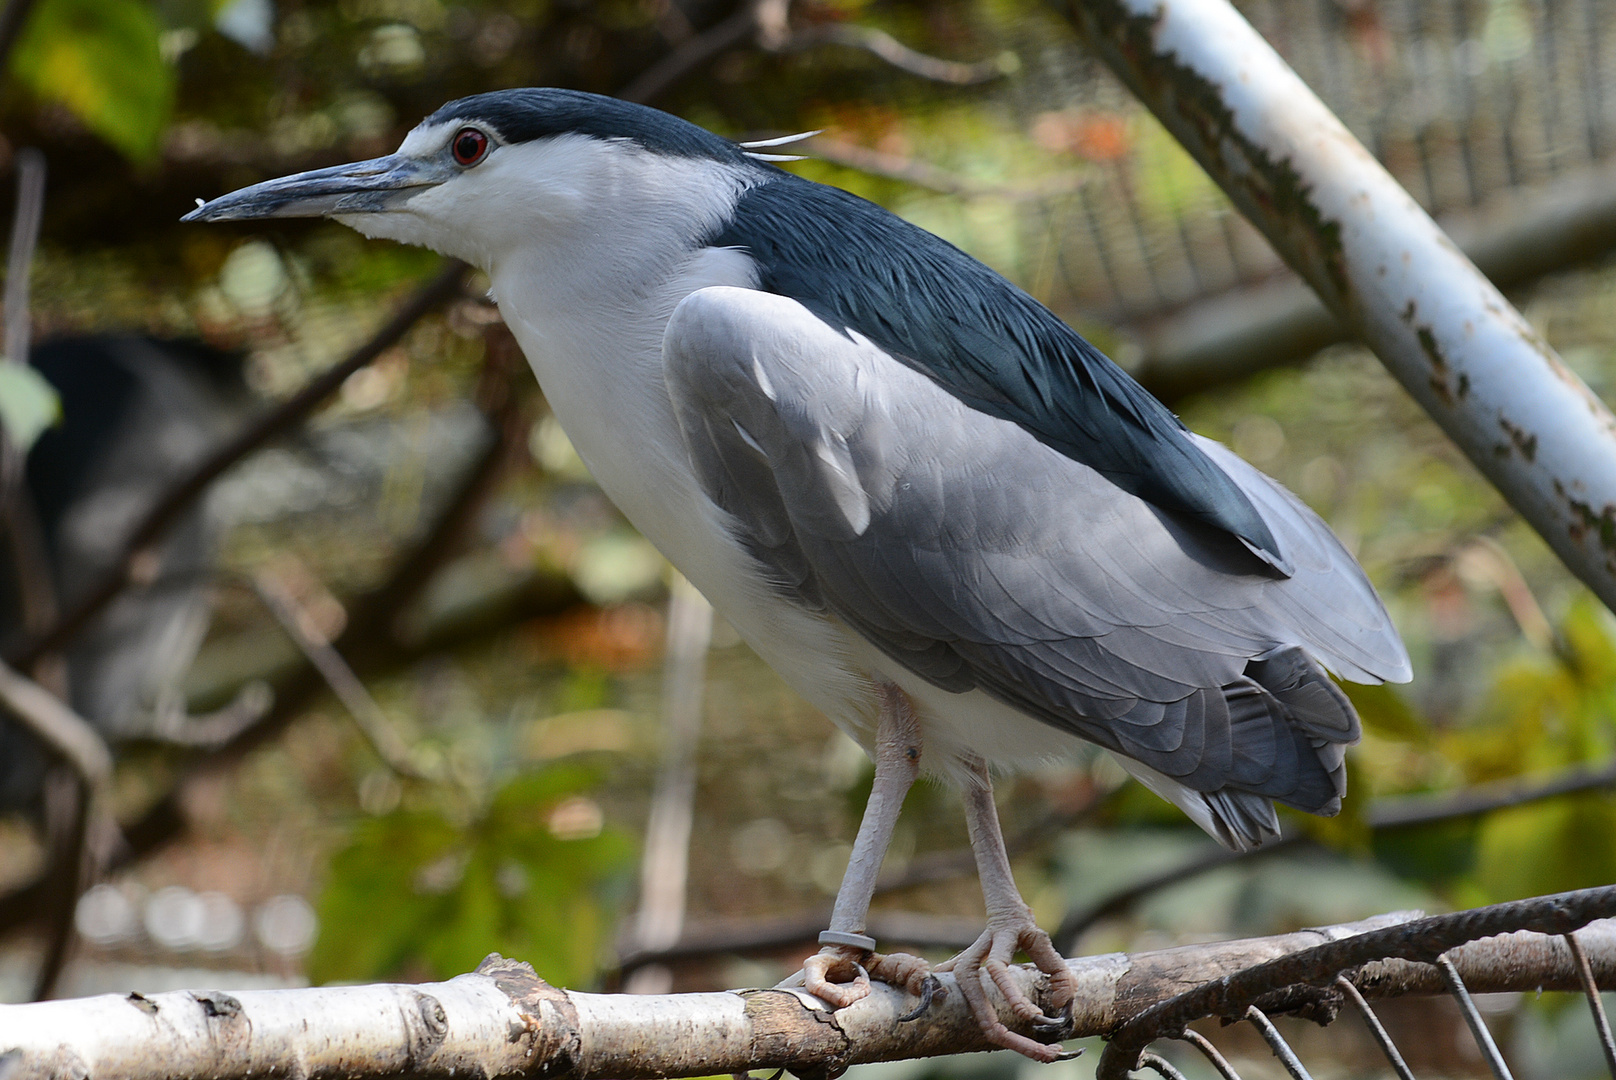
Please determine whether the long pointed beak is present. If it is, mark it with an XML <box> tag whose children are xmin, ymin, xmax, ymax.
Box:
<box><xmin>183</xmin><ymin>154</ymin><xmax>451</xmax><ymax>222</ymax></box>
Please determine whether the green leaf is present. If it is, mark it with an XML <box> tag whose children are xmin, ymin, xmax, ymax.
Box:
<box><xmin>308</xmin><ymin>765</ymin><xmax>635</xmax><ymax>988</ymax></box>
<box><xmin>0</xmin><ymin>362</ymin><xmax>61</xmax><ymax>451</ymax></box>
<box><xmin>12</xmin><ymin>0</ymin><xmax>175</xmax><ymax>162</ymax></box>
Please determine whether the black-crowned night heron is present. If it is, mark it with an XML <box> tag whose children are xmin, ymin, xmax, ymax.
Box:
<box><xmin>187</xmin><ymin>89</ymin><xmax>1409</xmax><ymax>1059</ymax></box>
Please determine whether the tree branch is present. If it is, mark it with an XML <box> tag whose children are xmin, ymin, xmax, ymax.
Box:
<box><xmin>1097</xmin><ymin>886</ymin><xmax>1616</xmax><ymax>1078</ymax></box>
<box><xmin>3</xmin><ymin>910</ymin><xmax>1611</xmax><ymax>1078</ymax></box>
<box><xmin>776</xmin><ymin>23</ymin><xmax>1014</xmax><ymax>85</ymax></box>
<box><xmin>0</xmin><ymin>662</ymin><xmax>109</xmax><ymax>786</ymax></box>
<box><xmin>252</xmin><ymin>566</ymin><xmax>442</xmax><ymax>782</ymax></box>
<box><xmin>0</xmin><ymin>662</ymin><xmax>115</xmax><ymax>1000</ymax></box>
<box><xmin>624</xmin><ymin>575</ymin><xmax>712</xmax><ymax>993</ymax></box>
<box><xmin>616</xmin><ymin>1</ymin><xmax>761</xmax><ymax>105</ymax></box>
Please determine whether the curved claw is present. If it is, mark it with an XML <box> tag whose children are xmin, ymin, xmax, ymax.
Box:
<box><xmin>896</xmin><ymin>974</ymin><xmax>944</xmax><ymax>1023</ymax></box>
<box><xmin>1031</xmin><ymin>998</ymin><xmax>1075</xmax><ymax>1041</ymax></box>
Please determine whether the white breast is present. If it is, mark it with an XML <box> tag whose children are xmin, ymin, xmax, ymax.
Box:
<box><xmin>482</xmin><ymin>147</ymin><xmax>878</xmax><ymax>743</ymax></box>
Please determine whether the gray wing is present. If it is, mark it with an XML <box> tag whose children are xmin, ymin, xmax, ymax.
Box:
<box><xmin>664</xmin><ymin>287</ymin><xmax>1410</xmax><ymax>844</ymax></box>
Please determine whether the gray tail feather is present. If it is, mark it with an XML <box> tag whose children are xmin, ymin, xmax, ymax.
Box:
<box><xmin>1201</xmin><ymin>789</ymin><xmax>1281</xmax><ymax>851</ymax></box>
<box><xmin>1202</xmin><ymin>645</ymin><xmax>1362</xmax><ymax>850</ymax></box>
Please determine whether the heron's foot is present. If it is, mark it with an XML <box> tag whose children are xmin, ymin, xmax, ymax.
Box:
<box><xmin>800</xmin><ymin>944</ymin><xmax>871</xmax><ymax>1009</ymax></box>
<box><xmin>792</xmin><ymin>946</ymin><xmax>946</xmax><ymax>1019</ymax></box>
<box><xmin>935</xmin><ymin>917</ymin><xmax>1078</xmax><ymax>1062</ymax></box>
<box><xmin>867</xmin><ymin>951</ymin><xmax>946</xmax><ymax>1022</ymax></box>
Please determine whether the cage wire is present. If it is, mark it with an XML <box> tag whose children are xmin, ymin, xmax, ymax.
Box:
<box><xmin>957</xmin><ymin>0</ymin><xmax>1616</xmax><ymax>326</ymax></box>
<box><xmin>1092</xmin><ymin>886</ymin><xmax>1616</xmax><ymax>1080</ymax></box>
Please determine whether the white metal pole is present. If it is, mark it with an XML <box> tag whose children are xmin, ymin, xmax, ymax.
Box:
<box><xmin>1068</xmin><ymin>0</ymin><xmax>1616</xmax><ymax>610</ymax></box>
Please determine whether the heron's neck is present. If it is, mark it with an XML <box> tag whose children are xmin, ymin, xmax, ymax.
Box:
<box><xmin>489</xmin><ymin>236</ymin><xmax>757</xmax><ymax>554</ymax></box>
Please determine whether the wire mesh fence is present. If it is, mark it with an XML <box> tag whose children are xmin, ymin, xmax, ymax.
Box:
<box><xmin>974</xmin><ymin>0</ymin><xmax>1616</xmax><ymax>325</ymax></box>
<box><xmin>1097</xmin><ymin>886</ymin><xmax>1616</xmax><ymax>1080</ymax></box>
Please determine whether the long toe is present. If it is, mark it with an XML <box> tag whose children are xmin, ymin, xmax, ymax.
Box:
<box><xmin>801</xmin><ymin>945</ymin><xmax>872</xmax><ymax>1010</ymax></box>
<box><xmin>991</xmin><ymin>924</ymin><xmax>1076</xmax><ymax>1031</ymax></box>
<box><xmin>946</xmin><ymin>924</ymin><xmax>1076</xmax><ymax>1062</ymax></box>
<box><xmin>1020</xmin><ymin>925</ymin><xmax>1077</xmax><ymax>1030</ymax></box>
<box><xmin>867</xmin><ymin>951</ymin><xmax>943</xmax><ymax>1021</ymax></box>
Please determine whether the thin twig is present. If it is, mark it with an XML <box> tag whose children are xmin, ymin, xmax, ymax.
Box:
<box><xmin>143</xmin><ymin>681</ymin><xmax>274</xmax><ymax>749</ymax></box>
<box><xmin>0</xmin><ymin>149</ymin><xmax>58</xmax><ymax>686</ymax></box>
<box><xmin>1366</xmin><ymin>758</ymin><xmax>1616</xmax><ymax>828</ymax></box>
<box><xmin>0</xmin><ymin>662</ymin><xmax>109</xmax><ymax>786</ymax></box>
<box><xmin>777</xmin><ymin>23</ymin><xmax>1013</xmax><ymax>85</ymax></box>
<box><xmin>626</xmin><ymin>574</ymin><xmax>712</xmax><ymax>994</ymax></box>
<box><xmin>1177</xmin><ymin>1028</ymin><xmax>1244</xmax><ymax>1080</ymax></box>
<box><xmin>1054</xmin><ymin>842</ymin><xmax>1262</xmax><ymax>953</ymax></box>
<box><xmin>1243</xmin><ymin>1007</ymin><xmax>1315</xmax><ymax>1080</ymax></box>
<box><xmin>253</xmin><ymin>566</ymin><xmax>440</xmax><ymax>782</ymax></box>
<box><xmin>7</xmin><ymin>260</ymin><xmax>468</xmax><ymax>671</ymax></box>
<box><xmin>803</xmin><ymin>137</ymin><xmax>1087</xmax><ymax>200</ymax></box>
<box><xmin>1138</xmin><ymin>1051</ymin><xmax>1191</xmax><ymax>1080</ymax></box>
<box><xmin>1437</xmin><ymin>954</ymin><xmax>1514</xmax><ymax>1080</ymax></box>
<box><xmin>0</xmin><ymin>661</ymin><xmax>114</xmax><ymax>999</ymax></box>
<box><xmin>1057</xmin><ymin>752</ymin><xmax>1616</xmax><ymax>951</ymax></box>
<box><xmin>1565</xmin><ymin>931</ymin><xmax>1616</xmax><ymax>1080</ymax></box>
<box><xmin>1333</xmin><ymin>976</ymin><xmax>1416</xmax><ymax>1080</ymax></box>
<box><xmin>31</xmin><ymin>769</ymin><xmax>86</xmax><ymax>1001</ymax></box>
<box><xmin>619</xmin><ymin>0</ymin><xmax>1013</xmax><ymax>107</ymax></box>
<box><xmin>4</xmin><ymin>148</ymin><xmax>44</xmax><ymax>366</ymax></box>
<box><xmin>617</xmin><ymin>1</ymin><xmax>761</xmax><ymax>105</ymax></box>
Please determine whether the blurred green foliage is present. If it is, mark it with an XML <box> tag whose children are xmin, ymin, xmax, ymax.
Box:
<box><xmin>1366</xmin><ymin>599</ymin><xmax>1616</xmax><ymax>905</ymax></box>
<box><xmin>310</xmin><ymin>763</ymin><xmax>634</xmax><ymax>986</ymax></box>
<box><xmin>12</xmin><ymin>0</ymin><xmax>174</xmax><ymax>161</ymax></box>
<box><xmin>1465</xmin><ymin>600</ymin><xmax>1616</xmax><ymax>901</ymax></box>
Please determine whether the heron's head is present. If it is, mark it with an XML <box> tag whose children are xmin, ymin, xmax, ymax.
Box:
<box><xmin>184</xmin><ymin>89</ymin><xmax>770</xmax><ymax>267</ymax></box>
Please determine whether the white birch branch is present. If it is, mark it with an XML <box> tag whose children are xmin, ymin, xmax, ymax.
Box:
<box><xmin>5</xmin><ymin>916</ymin><xmax>1613</xmax><ymax>1079</ymax></box>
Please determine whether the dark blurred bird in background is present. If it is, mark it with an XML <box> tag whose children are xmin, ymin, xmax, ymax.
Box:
<box><xmin>0</xmin><ymin>336</ymin><xmax>247</xmax><ymax>809</ymax></box>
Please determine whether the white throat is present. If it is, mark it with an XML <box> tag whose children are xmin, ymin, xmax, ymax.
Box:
<box><xmin>475</xmin><ymin>140</ymin><xmax>761</xmax><ymax>564</ymax></box>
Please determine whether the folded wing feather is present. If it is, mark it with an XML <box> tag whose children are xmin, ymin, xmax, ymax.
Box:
<box><xmin>664</xmin><ymin>286</ymin><xmax>1409</xmax><ymax>849</ymax></box>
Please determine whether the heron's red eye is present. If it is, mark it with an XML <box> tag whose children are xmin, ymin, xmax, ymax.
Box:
<box><xmin>452</xmin><ymin>127</ymin><xmax>489</xmax><ymax>166</ymax></box>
